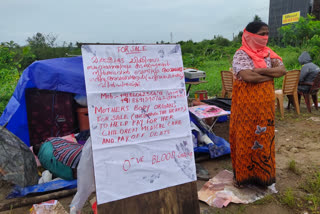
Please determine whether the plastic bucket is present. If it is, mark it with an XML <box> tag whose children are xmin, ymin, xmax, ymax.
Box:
<box><xmin>77</xmin><ymin>108</ymin><xmax>89</xmax><ymax>131</ymax></box>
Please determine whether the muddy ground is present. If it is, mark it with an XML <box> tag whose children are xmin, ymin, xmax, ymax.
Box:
<box><xmin>1</xmin><ymin>101</ymin><xmax>320</xmax><ymax>214</ymax></box>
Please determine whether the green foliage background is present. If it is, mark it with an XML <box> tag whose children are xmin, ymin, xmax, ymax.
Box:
<box><xmin>1</xmin><ymin>15</ymin><xmax>320</xmax><ymax>115</ymax></box>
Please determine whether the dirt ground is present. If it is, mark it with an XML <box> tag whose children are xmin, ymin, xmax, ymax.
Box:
<box><xmin>198</xmin><ymin>102</ymin><xmax>320</xmax><ymax>214</ymax></box>
<box><xmin>1</xmin><ymin>101</ymin><xmax>320</xmax><ymax>214</ymax></box>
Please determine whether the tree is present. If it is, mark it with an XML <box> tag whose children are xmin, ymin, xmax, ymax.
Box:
<box><xmin>0</xmin><ymin>46</ymin><xmax>20</xmax><ymax>114</ymax></box>
<box><xmin>213</xmin><ymin>35</ymin><xmax>231</xmax><ymax>47</ymax></box>
<box><xmin>279</xmin><ymin>14</ymin><xmax>320</xmax><ymax>46</ymax></box>
<box><xmin>26</xmin><ymin>33</ymin><xmax>67</xmax><ymax>60</ymax></box>
<box><xmin>253</xmin><ymin>15</ymin><xmax>262</xmax><ymax>22</ymax></box>
<box><xmin>27</xmin><ymin>32</ymin><xmax>58</xmax><ymax>48</ymax></box>
<box><xmin>27</xmin><ymin>33</ymin><xmax>47</xmax><ymax>48</ymax></box>
<box><xmin>1</xmin><ymin>41</ymin><xmax>20</xmax><ymax>49</ymax></box>
<box><xmin>233</xmin><ymin>31</ymin><xmax>243</xmax><ymax>43</ymax></box>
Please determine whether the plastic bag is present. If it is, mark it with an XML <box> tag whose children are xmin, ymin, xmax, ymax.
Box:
<box><xmin>30</xmin><ymin>200</ymin><xmax>68</xmax><ymax>214</ymax></box>
<box><xmin>70</xmin><ymin>137</ymin><xmax>95</xmax><ymax>213</ymax></box>
<box><xmin>38</xmin><ymin>170</ymin><xmax>53</xmax><ymax>184</ymax></box>
<box><xmin>74</xmin><ymin>94</ymin><xmax>88</xmax><ymax>107</ymax></box>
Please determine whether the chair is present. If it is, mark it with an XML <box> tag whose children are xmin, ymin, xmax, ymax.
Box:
<box><xmin>275</xmin><ymin>70</ymin><xmax>300</xmax><ymax>118</ymax></box>
<box><xmin>298</xmin><ymin>72</ymin><xmax>320</xmax><ymax>112</ymax></box>
<box><xmin>221</xmin><ymin>70</ymin><xmax>233</xmax><ymax>98</ymax></box>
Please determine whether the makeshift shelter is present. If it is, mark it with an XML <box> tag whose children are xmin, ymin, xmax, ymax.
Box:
<box><xmin>0</xmin><ymin>57</ymin><xmax>86</xmax><ymax>146</ymax></box>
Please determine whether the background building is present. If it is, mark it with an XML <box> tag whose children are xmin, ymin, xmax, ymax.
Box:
<box><xmin>268</xmin><ymin>0</ymin><xmax>320</xmax><ymax>39</ymax></box>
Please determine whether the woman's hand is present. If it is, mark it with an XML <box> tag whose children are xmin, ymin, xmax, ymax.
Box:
<box><xmin>253</xmin><ymin>65</ymin><xmax>286</xmax><ymax>78</ymax></box>
<box><xmin>239</xmin><ymin>69</ymin><xmax>274</xmax><ymax>83</ymax></box>
<box><xmin>253</xmin><ymin>68</ymin><xmax>268</xmax><ymax>75</ymax></box>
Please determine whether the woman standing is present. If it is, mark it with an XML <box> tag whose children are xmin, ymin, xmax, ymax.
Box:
<box><xmin>230</xmin><ymin>21</ymin><xmax>286</xmax><ymax>187</ymax></box>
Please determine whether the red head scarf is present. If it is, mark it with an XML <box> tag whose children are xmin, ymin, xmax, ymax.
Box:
<box><xmin>239</xmin><ymin>29</ymin><xmax>282</xmax><ymax>68</ymax></box>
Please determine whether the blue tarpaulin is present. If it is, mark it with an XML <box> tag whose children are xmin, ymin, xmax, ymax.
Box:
<box><xmin>0</xmin><ymin>57</ymin><xmax>86</xmax><ymax>146</ymax></box>
<box><xmin>6</xmin><ymin>179</ymin><xmax>77</xmax><ymax>199</ymax></box>
<box><xmin>190</xmin><ymin>113</ymin><xmax>230</xmax><ymax>158</ymax></box>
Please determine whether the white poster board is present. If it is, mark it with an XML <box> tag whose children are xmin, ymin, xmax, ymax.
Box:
<box><xmin>81</xmin><ymin>44</ymin><xmax>196</xmax><ymax>205</ymax></box>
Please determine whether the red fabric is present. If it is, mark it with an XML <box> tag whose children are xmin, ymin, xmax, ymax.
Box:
<box><xmin>239</xmin><ymin>29</ymin><xmax>282</xmax><ymax>68</ymax></box>
<box><xmin>92</xmin><ymin>201</ymin><xmax>97</xmax><ymax>214</ymax></box>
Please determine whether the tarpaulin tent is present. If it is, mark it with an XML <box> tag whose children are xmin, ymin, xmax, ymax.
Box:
<box><xmin>0</xmin><ymin>57</ymin><xmax>86</xmax><ymax>146</ymax></box>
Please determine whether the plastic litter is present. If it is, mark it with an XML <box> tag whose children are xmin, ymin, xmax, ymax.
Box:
<box><xmin>30</xmin><ymin>200</ymin><xmax>68</xmax><ymax>214</ymax></box>
<box><xmin>198</xmin><ymin>170</ymin><xmax>277</xmax><ymax>208</ymax></box>
<box><xmin>38</xmin><ymin>170</ymin><xmax>53</xmax><ymax>184</ymax></box>
<box><xmin>74</xmin><ymin>94</ymin><xmax>88</xmax><ymax>107</ymax></box>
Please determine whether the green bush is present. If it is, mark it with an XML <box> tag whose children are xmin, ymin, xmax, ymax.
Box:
<box><xmin>0</xmin><ymin>46</ymin><xmax>21</xmax><ymax>114</ymax></box>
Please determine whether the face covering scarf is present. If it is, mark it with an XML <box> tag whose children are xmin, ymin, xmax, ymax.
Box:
<box><xmin>239</xmin><ymin>29</ymin><xmax>282</xmax><ymax>68</ymax></box>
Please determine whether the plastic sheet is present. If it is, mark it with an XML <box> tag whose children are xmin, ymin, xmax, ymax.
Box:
<box><xmin>0</xmin><ymin>126</ymin><xmax>38</xmax><ymax>187</ymax></box>
<box><xmin>198</xmin><ymin>170</ymin><xmax>277</xmax><ymax>208</ymax></box>
<box><xmin>70</xmin><ymin>137</ymin><xmax>95</xmax><ymax>213</ymax></box>
<box><xmin>7</xmin><ymin>179</ymin><xmax>77</xmax><ymax>199</ymax></box>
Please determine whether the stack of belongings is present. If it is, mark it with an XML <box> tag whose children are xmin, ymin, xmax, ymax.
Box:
<box><xmin>34</xmin><ymin>130</ymin><xmax>91</xmax><ymax>181</ymax></box>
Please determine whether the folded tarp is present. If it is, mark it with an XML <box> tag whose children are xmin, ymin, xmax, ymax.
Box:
<box><xmin>0</xmin><ymin>57</ymin><xmax>86</xmax><ymax>146</ymax></box>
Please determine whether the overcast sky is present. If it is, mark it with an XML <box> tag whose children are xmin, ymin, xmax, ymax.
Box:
<box><xmin>1</xmin><ymin>0</ymin><xmax>269</xmax><ymax>46</ymax></box>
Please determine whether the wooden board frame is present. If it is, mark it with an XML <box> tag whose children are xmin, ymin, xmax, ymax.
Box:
<box><xmin>98</xmin><ymin>181</ymin><xmax>199</xmax><ymax>214</ymax></box>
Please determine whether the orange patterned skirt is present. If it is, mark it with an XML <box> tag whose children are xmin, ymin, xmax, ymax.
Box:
<box><xmin>229</xmin><ymin>79</ymin><xmax>276</xmax><ymax>187</ymax></box>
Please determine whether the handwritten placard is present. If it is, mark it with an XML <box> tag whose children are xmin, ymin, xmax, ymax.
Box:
<box><xmin>82</xmin><ymin>45</ymin><xmax>196</xmax><ymax>205</ymax></box>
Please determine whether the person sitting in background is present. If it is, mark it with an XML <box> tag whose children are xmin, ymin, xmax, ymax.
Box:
<box><xmin>33</xmin><ymin>137</ymin><xmax>83</xmax><ymax>180</ymax></box>
<box><xmin>298</xmin><ymin>51</ymin><xmax>320</xmax><ymax>92</ymax></box>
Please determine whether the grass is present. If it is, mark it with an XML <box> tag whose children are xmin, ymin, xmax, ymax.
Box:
<box><xmin>301</xmin><ymin>172</ymin><xmax>320</xmax><ymax>195</ymax></box>
<box><xmin>222</xmin><ymin>161</ymin><xmax>233</xmax><ymax>171</ymax></box>
<box><xmin>279</xmin><ymin>188</ymin><xmax>296</xmax><ymax>208</ymax></box>
<box><xmin>288</xmin><ymin>160</ymin><xmax>301</xmax><ymax>175</ymax></box>
<box><xmin>274</xmin><ymin>171</ymin><xmax>320</xmax><ymax>212</ymax></box>
<box><xmin>305</xmin><ymin>194</ymin><xmax>320</xmax><ymax>213</ymax></box>
<box><xmin>301</xmin><ymin>172</ymin><xmax>320</xmax><ymax>213</ymax></box>
<box><xmin>188</xmin><ymin>59</ymin><xmax>231</xmax><ymax>97</ymax></box>
<box><xmin>254</xmin><ymin>194</ymin><xmax>275</xmax><ymax>205</ymax></box>
<box><xmin>237</xmin><ymin>205</ymin><xmax>246</xmax><ymax>213</ymax></box>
